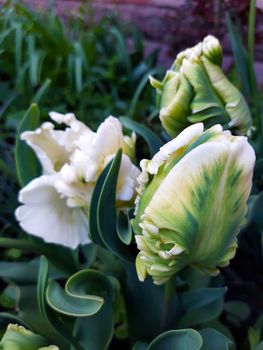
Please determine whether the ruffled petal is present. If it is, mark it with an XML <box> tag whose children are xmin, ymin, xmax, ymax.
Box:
<box><xmin>16</xmin><ymin>175</ymin><xmax>90</xmax><ymax>248</ymax></box>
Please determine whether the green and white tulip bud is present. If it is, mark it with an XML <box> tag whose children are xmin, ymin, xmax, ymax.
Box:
<box><xmin>133</xmin><ymin>123</ymin><xmax>255</xmax><ymax>285</ymax></box>
<box><xmin>0</xmin><ymin>324</ymin><xmax>59</xmax><ymax>350</ymax></box>
<box><xmin>150</xmin><ymin>35</ymin><xmax>252</xmax><ymax>137</ymax></box>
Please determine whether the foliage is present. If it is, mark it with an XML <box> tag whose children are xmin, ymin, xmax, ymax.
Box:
<box><xmin>0</xmin><ymin>0</ymin><xmax>263</xmax><ymax>350</ymax></box>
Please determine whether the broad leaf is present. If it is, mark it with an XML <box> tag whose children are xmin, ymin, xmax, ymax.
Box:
<box><xmin>179</xmin><ymin>287</ymin><xmax>226</xmax><ymax>327</ymax></box>
<box><xmin>15</xmin><ymin>103</ymin><xmax>41</xmax><ymax>186</ymax></box>
<box><xmin>147</xmin><ymin>329</ymin><xmax>203</xmax><ymax>350</ymax></box>
<box><xmin>199</xmin><ymin>328</ymin><xmax>234</xmax><ymax>350</ymax></box>
<box><xmin>97</xmin><ymin>149</ymin><xmax>134</xmax><ymax>261</ymax></box>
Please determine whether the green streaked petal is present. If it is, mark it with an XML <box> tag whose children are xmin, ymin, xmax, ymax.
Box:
<box><xmin>181</xmin><ymin>59</ymin><xmax>228</xmax><ymax>124</ymax></box>
<box><xmin>140</xmin><ymin>138</ymin><xmax>254</xmax><ymax>280</ymax></box>
<box><xmin>202</xmin><ymin>56</ymin><xmax>252</xmax><ymax>134</ymax></box>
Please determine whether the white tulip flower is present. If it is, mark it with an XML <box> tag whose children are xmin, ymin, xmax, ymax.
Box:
<box><xmin>16</xmin><ymin>114</ymin><xmax>140</xmax><ymax>248</ymax></box>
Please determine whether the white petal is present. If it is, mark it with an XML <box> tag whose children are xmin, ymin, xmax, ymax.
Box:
<box><xmin>21</xmin><ymin>123</ymin><xmax>71</xmax><ymax>174</ymax></box>
<box><xmin>147</xmin><ymin>123</ymin><xmax>204</xmax><ymax>174</ymax></box>
<box><xmin>91</xmin><ymin>116</ymin><xmax>125</xmax><ymax>161</ymax></box>
<box><xmin>16</xmin><ymin>176</ymin><xmax>90</xmax><ymax>248</ymax></box>
<box><xmin>116</xmin><ymin>154</ymin><xmax>141</xmax><ymax>202</ymax></box>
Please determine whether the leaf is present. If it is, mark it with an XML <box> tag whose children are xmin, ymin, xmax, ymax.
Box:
<box><xmin>116</xmin><ymin>210</ymin><xmax>132</xmax><ymax>245</ymax></box>
<box><xmin>147</xmin><ymin>329</ymin><xmax>203</xmax><ymax>350</ymax></box>
<box><xmin>123</xmin><ymin>264</ymin><xmax>169</xmax><ymax>343</ymax></box>
<box><xmin>226</xmin><ymin>13</ymin><xmax>251</xmax><ymax>97</ymax></box>
<box><xmin>199</xmin><ymin>328</ymin><xmax>234</xmax><ymax>350</ymax></box>
<box><xmin>224</xmin><ymin>301</ymin><xmax>250</xmax><ymax>326</ymax></box>
<box><xmin>37</xmin><ymin>256</ymin><xmax>82</xmax><ymax>349</ymax></box>
<box><xmin>74</xmin><ymin>297</ymin><xmax>114</xmax><ymax>350</ymax></box>
<box><xmin>179</xmin><ymin>287</ymin><xmax>227</xmax><ymax>328</ymax></box>
<box><xmin>89</xmin><ymin>162</ymin><xmax>111</xmax><ymax>247</ymax></box>
<box><xmin>32</xmin><ymin>78</ymin><xmax>51</xmax><ymax>104</ymax></box>
<box><xmin>97</xmin><ymin>149</ymin><xmax>134</xmax><ymax>261</ymax></box>
<box><xmin>120</xmin><ymin>117</ymin><xmax>163</xmax><ymax>157</ymax></box>
<box><xmin>132</xmin><ymin>342</ymin><xmax>148</xmax><ymax>350</ymax></box>
<box><xmin>0</xmin><ymin>312</ymin><xmax>30</xmax><ymax>329</ymax></box>
<box><xmin>0</xmin><ymin>237</ymin><xmax>79</xmax><ymax>276</ymax></box>
<box><xmin>128</xmin><ymin>68</ymin><xmax>161</xmax><ymax>118</ymax></box>
<box><xmin>46</xmin><ymin>280</ymin><xmax>103</xmax><ymax>317</ymax></box>
<box><xmin>255</xmin><ymin>341</ymin><xmax>263</xmax><ymax>350</ymax></box>
<box><xmin>249</xmin><ymin>314</ymin><xmax>263</xmax><ymax>349</ymax></box>
<box><xmin>65</xmin><ymin>269</ymin><xmax>119</xmax><ymax>303</ymax></box>
<box><xmin>15</xmin><ymin>103</ymin><xmax>41</xmax><ymax>187</ymax></box>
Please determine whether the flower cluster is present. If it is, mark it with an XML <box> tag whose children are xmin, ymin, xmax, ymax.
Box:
<box><xmin>150</xmin><ymin>35</ymin><xmax>252</xmax><ymax>137</ymax></box>
<box><xmin>15</xmin><ymin>114</ymin><xmax>140</xmax><ymax>248</ymax></box>
<box><xmin>15</xmin><ymin>36</ymin><xmax>255</xmax><ymax>285</ymax></box>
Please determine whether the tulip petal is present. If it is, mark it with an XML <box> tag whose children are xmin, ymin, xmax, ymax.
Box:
<box><xmin>15</xmin><ymin>175</ymin><xmax>90</xmax><ymax>248</ymax></box>
<box><xmin>135</xmin><ymin>126</ymin><xmax>255</xmax><ymax>283</ymax></box>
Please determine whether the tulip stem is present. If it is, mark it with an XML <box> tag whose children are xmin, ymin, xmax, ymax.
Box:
<box><xmin>161</xmin><ymin>278</ymin><xmax>176</xmax><ymax>331</ymax></box>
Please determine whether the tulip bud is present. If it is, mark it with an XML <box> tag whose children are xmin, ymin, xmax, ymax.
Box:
<box><xmin>0</xmin><ymin>324</ymin><xmax>58</xmax><ymax>350</ymax></box>
<box><xmin>133</xmin><ymin>123</ymin><xmax>255</xmax><ymax>285</ymax></box>
<box><xmin>150</xmin><ymin>35</ymin><xmax>252</xmax><ymax>137</ymax></box>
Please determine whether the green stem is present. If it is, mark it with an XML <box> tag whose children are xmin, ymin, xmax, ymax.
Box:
<box><xmin>161</xmin><ymin>278</ymin><xmax>176</xmax><ymax>331</ymax></box>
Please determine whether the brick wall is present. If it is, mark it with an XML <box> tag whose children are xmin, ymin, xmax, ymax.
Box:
<box><xmin>2</xmin><ymin>0</ymin><xmax>263</xmax><ymax>84</ymax></box>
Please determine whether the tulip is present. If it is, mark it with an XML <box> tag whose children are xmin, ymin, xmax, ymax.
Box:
<box><xmin>0</xmin><ymin>324</ymin><xmax>58</xmax><ymax>350</ymax></box>
<box><xmin>133</xmin><ymin>123</ymin><xmax>255</xmax><ymax>285</ymax></box>
<box><xmin>16</xmin><ymin>114</ymin><xmax>140</xmax><ymax>248</ymax></box>
<box><xmin>150</xmin><ymin>35</ymin><xmax>252</xmax><ymax>137</ymax></box>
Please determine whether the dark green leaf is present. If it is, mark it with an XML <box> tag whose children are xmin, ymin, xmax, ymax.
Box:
<box><xmin>249</xmin><ymin>314</ymin><xmax>263</xmax><ymax>349</ymax></box>
<box><xmin>147</xmin><ymin>329</ymin><xmax>203</xmax><ymax>350</ymax></box>
<box><xmin>74</xmin><ymin>297</ymin><xmax>114</xmax><ymax>350</ymax></box>
<box><xmin>32</xmin><ymin>78</ymin><xmax>51</xmax><ymax>104</ymax></box>
<box><xmin>97</xmin><ymin>149</ymin><xmax>134</xmax><ymax>261</ymax></box>
<box><xmin>226</xmin><ymin>13</ymin><xmax>251</xmax><ymax>97</ymax></box>
<box><xmin>132</xmin><ymin>342</ymin><xmax>148</xmax><ymax>350</ymax></box>
<box><xmin>116</xmin><ymin>210</ymin><xmax>133</xmax><ymax>245</ymax></box>
<box><xmin>120</xmin><ymin>117</ymin><xmax>163</xmax><ymax>158</ymax></box>
<box><xmin>199</xmin><ymin>328</ymin><xmax>234</xmax><ymax>350</ymax></box>
<box><xmin>89</xmin><ymin>162</ymin><xmax>111</xmax><ymax>247</ymax></box>
<box><xmin>15</xmin><ymin>103</ymin><xmax>40</xmax><ymax>186</ymax></box>
<box><xmin>179</xmin><ymin>287</ymin><xmax>226</xmax><ymax>328</ymax></box>
<box><xmin>46</xmin><ymin>280</ymin><xmax>103</xmax><ymax>317</ymax></box>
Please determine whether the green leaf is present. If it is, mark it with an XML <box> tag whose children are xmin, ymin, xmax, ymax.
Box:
<box><xmin>116</xmin><ymin>210</ymin><xmax>133</xmax><ymax>245</ymax></box>
<box><xmin>0</xmin><ymin>285</ymin><xmax>20</xmax><ymax>309</ymax></box>
<box><xmin>46</xmin><ymin>280</ymin><xmax>103</xmax><ymax>317</ymax></box>
<box><xmin>65</xmin><ymin>269</ymin><xmax>119</xmax><ymax>303</ymax></box>
<box><xmin>120</xmin><ymin>117</ymin><xmax>163</xmax><ymax>158</ymax></box>
<box><xmin>0</xmin><ymin>313</ymin><xmax>30</xmax><ymax>329</ymax></box>
<box><xmin>179</xmin><ymin>287</ymin><xmax>226</xmax><ymax>328</ymax></box>
<box><xmin>249</xmin><ymin>314</ymin><xmax>263</xmax><ymax>349</ymax></box>
<box><xmin>74</xmin><ymin>297</ymin><xmax>114</xmax><ymax>350</ymax></box>
<box><xmin>89</xmin><ymin>162</ymin><xmax>111</xmax><ymax>247</ymax></box>
<box><xmin>199</xmin><ymin>328</ymin><xmax>234</xmax><ymax>350</ymax></box>
<box><xmin>97</xmin><ymin>149</ymin><xmax>134</xmax><ymax>261</ymax></box>
<box><xmin>0</xmin><ymin>237</ymin><xmax>79</xmax><ymax>276</ymax></box>
<box><xmin>147</xmin><ymin>329</ymin><xmax>203</xmax><ymax>350</ymax></box>
<box><xmin>226</xmin><ymin>13</ymin><xmax>251</xmax><ymax>97</ymax></box>
<box><xmin>224</xmin><ymin>301</ymin><xmax>250</xmax><ymax>326</ymax></box>
<box><xmin>128</xmin><ymin>68</ymin><xmax>161</xmax><ymax>119</ymax></box>
<box><xmin>37</xmin><ymin>256</ymin><xmax>82</xmax><ymax>349</ymax></box>
<box><xmin>255</xmin><ymin>341</ymin><xmax>263</xmax><ymax>350</ymax></box>
<box><xmin>32</xmin><ymin>78</ymin><xmax>51</xmax><ymax>104</ymax></box>
<box><xmin>132</xmin><ymin>342</ymin><xmax>148</xmax><ymax>350</ymax></box>
<box><xmin>123</xmin><ymin>264</ymin><xmax>168</xmax><ymax>343</ymax></box>
<box><xmin>15</xmin><ymin>103</ymin><xmax>41</xmax><ymax>187</ymax></box>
